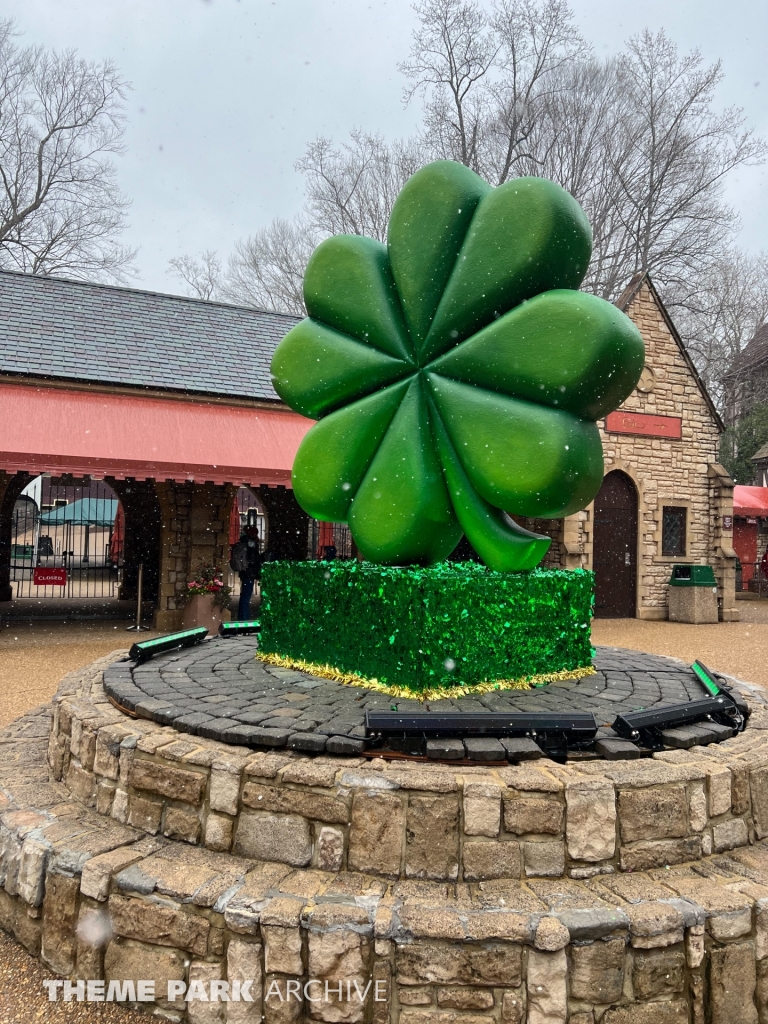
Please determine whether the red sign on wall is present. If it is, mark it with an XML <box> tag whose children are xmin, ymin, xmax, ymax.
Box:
<box><xmin>604</xmin><ymin>411</ymin><xmax>683</xmax><ymax>440</ymax></box>
<box><xmin>33</xmin><ymin>567</ymin><xmax>67</xmax><ymax>586</ymax></box>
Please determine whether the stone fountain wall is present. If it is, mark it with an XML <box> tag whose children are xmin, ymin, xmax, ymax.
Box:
<box><xmin>1</xmin><ymin>653</ymin><xmax>768</xmax><ymax>1022</ymax></box>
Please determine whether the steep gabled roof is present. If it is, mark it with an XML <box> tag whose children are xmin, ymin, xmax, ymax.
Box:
<box><xmin>0</xmin><ymin>269</ymin><xmax>301</xmax><ymax>401</ymax></box>
<box><xmin>728</xmin><ymin>323</ymin><xmax>768</xmax><ymax>377</ymax></box>
<box><xmin>616</xmin><ymin>271</ymin><xmax>725</xmax><ymax>432</ymax></box>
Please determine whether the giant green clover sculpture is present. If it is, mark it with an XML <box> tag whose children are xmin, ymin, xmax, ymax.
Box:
<box><xmin>271</xmin><ymin>161</ymin><xmax>645</xmax><ymax>571</ymax></box>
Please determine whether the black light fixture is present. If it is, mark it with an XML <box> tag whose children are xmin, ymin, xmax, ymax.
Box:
<box><xmin>365</xmin><ymin>710</ymin><xmax>598</xmax><ymax>737</ymax></box>
<box><xmin>691</xmin><ymin>660</ymin><xmax>750</xmax><ymax>717</ymax></box>
<box><xmin>613</xmin><ymin>696</ymin><xmax>732</xmax><ymax>737</ymax></box>
<box><xmin>365</xmin><ymin>710</ymin><xmax>598</xmax><ymax>758</ymax></box>
<box><xmin>129</xmin><ymin>627</ymin><xmax>208</xmax><ymax>663</ymax></box>
<box><xmin>218</xmin><ymin>620</ymin><xmax>261</xmax><ymax>637</ymax></box>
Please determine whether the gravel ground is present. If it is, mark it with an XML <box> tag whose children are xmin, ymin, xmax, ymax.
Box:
<box><xmin>591</xmin><ymin>597</ymin><xmax>768</xmax><ymax>689</ymax></box>
<box><xmin>0</xmin><ymin>931</ymin><xmax>149</xmax><ymax>1023</ymax></box>
<box><xmin>0</xmin><ymin>620</ymin><xmax>160</xmax><ymax>727</ymax></box>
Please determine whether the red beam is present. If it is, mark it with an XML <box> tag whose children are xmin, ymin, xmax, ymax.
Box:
<box><xmin>0</xmin><ymin>383</ymin><xmax>313</xmax><ymax>486</ymax></box>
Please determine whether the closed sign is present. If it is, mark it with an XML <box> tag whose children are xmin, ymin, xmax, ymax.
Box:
<box><xmin>33</xmin><ymin>568</ymin><xmax>67</xmax><ymax>586</ymax></box>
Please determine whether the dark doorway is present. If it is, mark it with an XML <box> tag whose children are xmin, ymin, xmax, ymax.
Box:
<box><xmin>593</xmin><ymin>470</ymin><xmax>638</xmax><ymax>618</ymax></box>
<box><xmin>109</xmin><ymin>479</ymin><xmax>161</xmax><ymax>609</ymax></box>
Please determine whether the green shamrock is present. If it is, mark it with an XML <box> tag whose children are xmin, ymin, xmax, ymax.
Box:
<box><xmin>271</xmin><ymin>161</ymin><xmax>645</xmax><ymax>571</ymax></box>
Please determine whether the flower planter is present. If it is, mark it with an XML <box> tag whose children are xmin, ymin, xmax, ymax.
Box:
<box><xmin>181</xmin><ymin>593</ymin><xmax>231</xmax><ymax>631</ymax></box>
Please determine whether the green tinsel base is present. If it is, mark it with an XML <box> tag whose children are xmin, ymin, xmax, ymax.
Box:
<box><xmin>258</xmin><ymin>561</ymin><xmax>594</xmax><ymax>694</ymax></box>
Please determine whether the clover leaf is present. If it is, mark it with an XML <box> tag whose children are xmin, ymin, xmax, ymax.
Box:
<box><xmin>270</xmin><ymin>160</ymin><xmax>645</xmax><ymax>571</ymax></box>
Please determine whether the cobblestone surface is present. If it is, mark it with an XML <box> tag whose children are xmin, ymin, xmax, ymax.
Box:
<box><xmin>104</xmin><ymin>638</ymin><xmax>715</xmax><ymax>753</ymax></box>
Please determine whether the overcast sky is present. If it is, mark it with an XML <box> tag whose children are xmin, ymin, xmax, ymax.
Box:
<box><xmin>6</xmin><ymin>0</ymin><xmax>768</xmax><ymax>295</ymax></box>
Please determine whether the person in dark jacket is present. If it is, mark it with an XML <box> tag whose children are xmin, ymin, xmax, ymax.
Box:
<box><xmin>234</xmin><ymin>526</ymin><xmax>261</xmax><ymax>620</ymax></box>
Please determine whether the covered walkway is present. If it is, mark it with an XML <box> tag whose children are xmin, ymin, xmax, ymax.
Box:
<box><xmin>0</xmin><ymin>270</ymin><xmax>311</xmax><ymax>628</ymax></box>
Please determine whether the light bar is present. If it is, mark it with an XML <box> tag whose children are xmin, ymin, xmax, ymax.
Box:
<box><xmin>219</xmin><ymin>620</ymin><xmax>261</xmax><ymax>637</ymax></box>
<box><xmin>689</xmin><ymin>660</ymin><xmax>750</xmax><ymax>719</ymax></box>
<box><xmin>129</xmin><ymin>627</ymin><xmax>208</xmax><ymax>663</ymax></box>
<box><xmin>613</xmin><ymin>696</ymin><xmax>737</xmax><ymax>740</ymax></box>
<box><xmin>691</xmin><ymin>659</ymin><xmax>722</xmax><ymax>697</ymax></box>
<box><xmin>365</xmin><ymin>711</ymin><xmax>597</xmax><ymax>739</ymax></box>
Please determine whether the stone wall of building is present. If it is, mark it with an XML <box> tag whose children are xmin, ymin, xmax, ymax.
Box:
<box><xmin>604</xmin><ymin>281</ymin><xmax>727</xmax><ymax>618</ymax></box>
<box><xmin>526</xmin><ymin>279</ymin><xmax>737</xmax><ymax>620</ymax></box>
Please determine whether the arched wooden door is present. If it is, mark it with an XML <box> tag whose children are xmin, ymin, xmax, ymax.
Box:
<box><xmin>593</xmin><ymin>470</ymin><xmax>638</xmax><ymax>618</ymax></box>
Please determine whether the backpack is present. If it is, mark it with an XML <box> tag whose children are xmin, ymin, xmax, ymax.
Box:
<box><xmin>229</xmin><ymin>540</ymin><xmax>249</xmax><ymax>573</ymax></box>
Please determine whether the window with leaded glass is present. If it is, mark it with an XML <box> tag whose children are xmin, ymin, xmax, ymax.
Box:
<box><xmin>662</xmin><ymin>506</ymin><xmax>687</xmax><ymax>557</ymax></box>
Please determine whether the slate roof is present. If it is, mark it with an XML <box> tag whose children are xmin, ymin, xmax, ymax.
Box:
<box><xmin>730</xmin><ymin>323</ymin><xmax>768</xmax><ymax>376</ymax></box>
<box><xmin>0</xmin><ymin>269</ymin><xmax>301</xmax><ymax>401</ymax></box>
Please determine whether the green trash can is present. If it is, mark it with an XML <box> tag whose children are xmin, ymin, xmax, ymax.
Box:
<box><xmin>668</xmin><ymin>564</ymin><xmax>719</xmax><ymax>623</ymax></box>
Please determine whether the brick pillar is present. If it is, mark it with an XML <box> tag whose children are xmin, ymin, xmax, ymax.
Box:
<box><xmin>0</xmin><ymin>471</ymin><xmax>31</xmax><ymax>603</ymax></box>
<box><xmin>154</xmin><ymin>481</ymin><xmax>235</xmax><ymax>631</ymax></box>
<box><xmin>561</xmin><ymin>512</ymin><xmax>591</xmax><ymax>569</ymax></box>
<box><xmin>188</xmin><ymin>482</ymin><xmax>235</xmax><ymax>576</ymax></box>
<box><xmin>708</xmin><ymin>463</ymin><xmax>739</xmax><ymax>622</ymax></box>
<box><xmin>154</xmin><ymin>481</ymin><xmax>192</xmax><ymax>631</ymax></box>
<box><xmin>255</xmin><ymin>485</ymin><xmax>309</xmax><ymax>561</ymax></box>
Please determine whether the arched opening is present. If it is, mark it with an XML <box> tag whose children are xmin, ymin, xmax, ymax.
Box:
<box><xmin>232</xmin><ymin>486</ymin><xmax>268</xmax><ymax>552</ymax></box>
<box><xmin>227</xmin><ymin>487</ymin><xmax>268</xmax><ymax>614</ymax></box>
<box><xmin>308</xmin><ymin>521</ymin><xmax>354</xmax><ymax>560</ymax></box>
<box><xmin>593</xmin><ymin>470</ymin><xmax>638</xmax><ymax>618</ymax></box>
<box><xmin>8</xmin><ymin>475</ymin><xmax>124</xmax><ymax>601</ymax></box>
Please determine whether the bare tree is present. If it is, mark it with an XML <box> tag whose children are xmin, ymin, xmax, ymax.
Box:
<box><xmin>298</xmin><ymin>131</ymin><xmax>426</xmax><ymax>242</ymax></box>
<box><xmin>220</xmin><ymin>218</ymin><xmax>319</xmax><ymax>315</ymax></box>
<box><xmin>400</xmin><ymin>0</ymin><xmax>496</xmax><ymax>171</ymax></box>
<box><xmin>587</xmin><ymin>31</ymin><xmax>766</xmax><ymax>301</ymax></box>
<box><xmin>167</xmin><ymin>250</ymin><xmax>222</xmax><ymax>301</ymax></box>
<box><xmin>483</xmin><ymin>0</ymin><xmax>589</xmax><ymax>184</ymax></box>
<box><xmin>402</xmin><ymin>10</ymin><xmax>765</xmax><ymax>305</ymax></box>
<box><xmin>672</xmin><ymin>249</ymin><xmax>768</xmax><ymax>413</ymax></box>
<box><xmin>400</xmin><ymin>0</ymin><xmax>587</xmax><ymax>184</ymax></box>
<box><xmin>0</xmin><ymin>20</ymin><xmax>134</xmax><ymax>281</ymax></box>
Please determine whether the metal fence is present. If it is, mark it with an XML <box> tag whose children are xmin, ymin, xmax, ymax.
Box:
<box><xmin>308</xmin><ymin>520</ymin><xmax>354</xmax><ymax>561</ymax></box>
<box><xmin>736</xmin><ymin>561</ymin><xmax>767</xmax><ymax>598</ymax></box>
<box><xmin>10</xmin><ymin>477</ymin><xmax>123</xmax><ymax>600</ymax></box>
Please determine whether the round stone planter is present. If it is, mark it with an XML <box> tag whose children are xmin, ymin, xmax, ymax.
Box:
<box><xmin>181</xmin><ymin>592</ymin><xmax>231</xmax><ymax>631</ymax></box>
<box><xmin>2</xmin><ymin>649</ymin><xmax>768</xmax><ymax>1023</ymax></box>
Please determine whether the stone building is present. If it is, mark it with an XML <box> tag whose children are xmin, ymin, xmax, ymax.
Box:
<box><xmin>723</xmin><ymin>321</ymin><xmax>768</xmax><ymax>426</ymax></box>
<box><xmin>518</xmin><ymin>273</ymin><xmax>738</xmax><ymax>620</ymax></box>
<box><xmin>753</xmin><ymin>442</ymin><xmax>768</xmax><ymax>488</ymax></box>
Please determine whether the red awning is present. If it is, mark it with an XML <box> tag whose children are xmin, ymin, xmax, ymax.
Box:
<box><xmin>0</xmin><ymin>383</ymin><xmax>312</xmax><ymax>487</ymax></box>
<box><xmin>733</xmin><ymin>485</ymin><xmax>768</xmax><ymax>518</ymax></box>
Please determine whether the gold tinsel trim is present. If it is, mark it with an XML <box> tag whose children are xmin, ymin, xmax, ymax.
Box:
<box><xmin>255</xmin><ymin>651</ymin><xmax>595</xmax><ymax>702</ymax></box>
